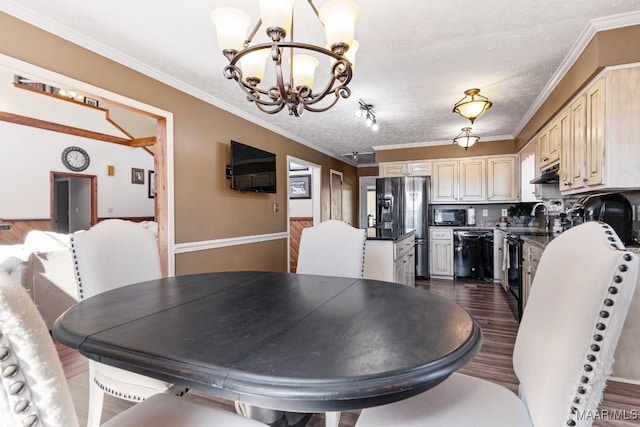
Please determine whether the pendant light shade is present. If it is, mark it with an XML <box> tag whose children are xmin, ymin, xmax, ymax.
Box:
<box><xmin>453</xmin><ymin>127</ymin><xmax>480</xmax><ymax>150</ymax></box>
<box><xmin>452</xmin><ymin>88</ymin><xmax>492</xmax><ymax>124</ymax></box>
<box><xmin>319</xmin><ymin>0</ymin><xmax>359</xmax><ymax>50</ymax></box>
<box><xmin>210</xmin><ymin>8</ymin><xmax>251</xmax><ymax>52</ymax></box>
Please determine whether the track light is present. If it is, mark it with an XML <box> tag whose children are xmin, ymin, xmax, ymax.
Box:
<box><xmin>354</xmin><ymin>99</ymin><xmax>379</xmax><ymax>131</ymax></box>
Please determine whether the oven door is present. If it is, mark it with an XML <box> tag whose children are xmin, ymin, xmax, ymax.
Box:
<box><xmin>506</xmin><ymin>236</ymin><xmax>523</xmax><ymax>322</ymax></box>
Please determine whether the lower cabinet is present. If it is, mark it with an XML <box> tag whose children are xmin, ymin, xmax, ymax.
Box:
<box><xmin>364</xmin><ymin>234</ymin><xmax>416</xmax><ymax>286</ymax></box>
<box><xmin>522</xmin><ymin>242</ymin><xmax>543</xmax><ymax>313</ymax></box>
<box><xmin>494</xmin><ymin>229</ymin><xmax>508</xmax><ymax>289</ymax></box>
<box><xmin>429</xmin><ymin>228</ymin><xmax>453</xmax><ymax>278</ymax></box>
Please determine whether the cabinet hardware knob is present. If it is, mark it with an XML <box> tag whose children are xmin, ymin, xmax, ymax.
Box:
<box><xmin>583</xmin><ymin>178</ymin><xmax>588</xmax><ymax>182</ymax></box>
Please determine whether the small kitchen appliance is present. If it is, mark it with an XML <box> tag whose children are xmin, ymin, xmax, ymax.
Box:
<box><xmin>466</xmin><ymin>208</ymin><xmax>476</xmax><ymax>226</ymax></box>
<box><xmin>568</xmin><ymin>193</ymin><xmax>633</xmax><ymax>244</ymax></box>
<box><xmin>433</xmin><ymin>208</ymin><xmax>466</xmax><ymax>226</ymax></box>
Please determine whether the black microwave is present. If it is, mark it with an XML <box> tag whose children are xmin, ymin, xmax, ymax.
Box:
<box><xmin>433</xmin><ymin>208</ymin><xmax>466</xmax><ymax>226</ymax></box>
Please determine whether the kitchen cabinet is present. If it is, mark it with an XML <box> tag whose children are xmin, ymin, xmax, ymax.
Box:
<box><xmin>431</xmin><ymin>161</ymin><xmax>458</xmax><ymax>202</ymax></box>
<box><xmin>429</xmin><ymin>228</ymin><xmax>453</xmax><ymax>277</ymax></box>
<box><xmin>493</xmin><ymin>229</ymin><xmax>508</xmax><ymax>288</ymax></box>
<box><xmin>432</xmin><ymin>155</ymin><xmax>518</xmax><ymax>204</ymax></box>
<box><xmin>364</xmin><ymin>233</ymin><xmax>416</xmax><ymax>286</ymax></box>
<box><xmin>536</xmin><ymin>119</ymin><xmax>560</xmax><ymax>169</ymax></box>
<box><xmin>380</xmin><ymin>161</ymin><xmax>431</xmax><ymax>177</ymax></box>
<box><xmin>459</xmin><ymin>159</ymin><xmax>486</xmax><ymax>201</ymax></box>
<box><xmin>558</xmin><ymin>66</ymin><xmax>640</xmax><ymax>195</ymax></box>
<box><xmin>487</xmin><ymin>156</ymin><xmax>518</xmax><ymax>201</ymax></box>
<box><xmin>521</xmin><ymin>241</ymin><xmax>543</xmax><ymax>313</ymax></box>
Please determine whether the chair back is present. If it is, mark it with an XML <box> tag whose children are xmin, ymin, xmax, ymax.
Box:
<box><xmin>0</xmin><ymin>270</ymin><xmax>79</xmax><ymax>427</ymax></box>
<box><xmin>296</xmin><ymin>220</ymin><xmax>366</xmax><ymax>278</ymax></box>
<box><xmin>71</xmin><ymin>219</ymin><xmax>162</xmax><ymax>299</ymax></box>
<box><xmin>513</xmin><ymin>222</ymin><xmax>638</xmax><ymax>426</ymax></box>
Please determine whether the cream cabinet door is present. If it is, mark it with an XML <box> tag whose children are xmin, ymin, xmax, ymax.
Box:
<box><xmin>380</xmin><ymin>163</ymin><xmax>408</xmax><ymax>177</ymax></box>
<box><xmin>431</xmin><ymin>161</ymin><xmax>458</xmax><ymax>203</ymax></box>
<box><xmin>558</xmin><ymin>107</ymin><xmax>572</xmax><ymax>190</ymax></box>
<box><xmin>487</xmin><ymin>156</ymin><xmax>517</xmax><ymax>201</ymax></box>
<box><xmin>570</xmin><ymin>93</ymin><xmax>587</xmax><ymax>190</ymax></box>
<box><xmin>407</xmin><ymin>161</ymin><xmax>431</xmax><ymax>176</ymax></box>
<box><xmin>585</xmin><ymin>77</ymin><xmax>605</xmax><ymax>187</ymax></box>
<box><xmin>430</xmin><ymin>240</ymin><xmax>452</xmax><ymax>276</ymax></box>
<box><xmin>459</xmin><ymin>159</ymin><xmax>486</xmax><ymax>202</ymax></box>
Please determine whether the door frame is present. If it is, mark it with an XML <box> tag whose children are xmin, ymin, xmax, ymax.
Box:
<box><xmin>286</xmin><ymin>156</ymin><xmax>321</xmax><ymax>272</ymax></box>
<box><xmin>50</xmin><ymin>171</ymin><xmax>97</xmax><ymax>230</ymax></box>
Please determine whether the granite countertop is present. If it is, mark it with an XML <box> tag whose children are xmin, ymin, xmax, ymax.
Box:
<box><xmin>366</xmin><ymin>228</ymin><xmax>415</xmax><ymax>241</ymax></box>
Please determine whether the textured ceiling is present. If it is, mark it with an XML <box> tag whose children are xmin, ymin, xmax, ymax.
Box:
<box><xmin>2</xmin><ymin>1</ymin><xmax>640</xmax><ymax>164</ymax></box>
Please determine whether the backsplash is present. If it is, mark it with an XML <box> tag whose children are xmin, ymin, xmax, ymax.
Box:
<box><xmin>432</xmin><ymin>190</ymin><xmax>640</xmax><ymax>233</ymax></box>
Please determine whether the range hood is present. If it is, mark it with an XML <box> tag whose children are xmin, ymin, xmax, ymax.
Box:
<box><xmin>530</xmin><ymin>164</ymin><xmax>560</xmax><ymax>184</ymax></box>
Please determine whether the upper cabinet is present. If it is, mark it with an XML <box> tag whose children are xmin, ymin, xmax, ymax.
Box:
<box><xmin>556</xmin><ymin>66</ymin><xmax>640</xmax><ymax>195</ymax></box>
<box><xmin>487</xmin><ymin>156</ymin><xmax>518</xmax><ymax>201</ymax></box>
<box><xmin>536</xmin><ymin>118</ymin><xmax>560</xmax><ymax>170</ymax></box>
<box><xmin>431</xmin><ymin>160</ymin><xmax>458</xmax><ymax>202</ymax></box>
<box><xmin>431</xmin><ymin>155</ymin><xmax>518</xmax><ymax>203</ymax></box>
<box><xmin>380</xmin><ymin>161</ymin><xmax>431</xmax><ymax>177</ymax></box>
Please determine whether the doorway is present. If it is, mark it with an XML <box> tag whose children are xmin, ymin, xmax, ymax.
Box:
<box><xmin>51</xmin><ymin>172</ymin><xmax>97</xmax><ymax>233</ymax></box>
<box><xmin>287</xmin><ymin>156</ymin><xmax>321</xmax><ymax>272</ymax></box>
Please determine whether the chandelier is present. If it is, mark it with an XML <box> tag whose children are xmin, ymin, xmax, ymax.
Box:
<box><xmin>452</xmin><ymin>88</ymin><xmax>492</xmax><ymax>124</ymax></box>
<box><xmin>210</xmin><ymin>0</ymin><xmax>359</xmax><ymax>117</ymax></box>
<box><xmin>453</xmin><ymin>127</ymin><xmax>480</xmax><ymax>150</ymax></box>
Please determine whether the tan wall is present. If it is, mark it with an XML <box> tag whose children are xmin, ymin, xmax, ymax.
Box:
<box><xmin>0</xmin><ymin>12</ymin><xmax>357</xmax><ymax>274</ymax></box>
<box><xmin>376</xmin><ymin>139</ymin><xmax>516</xmax><ymax>163</ymax></box>
<box><xmin>176</xmin><ymin>240</ymin><xmax>287</xmax><ymax>274</ymax></box>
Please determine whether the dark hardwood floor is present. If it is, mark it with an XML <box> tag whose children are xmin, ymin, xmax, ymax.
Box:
<box><xmin>58</xmin><ymin>277</ymin><xmax>640</xmax><ymax>426</ymax></box>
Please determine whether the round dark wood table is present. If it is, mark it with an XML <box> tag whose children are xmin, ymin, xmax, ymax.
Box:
<box><xmin>53</xmin><ymin>271</ymin><xmax>482</xmax><ymax>413</ymax></box>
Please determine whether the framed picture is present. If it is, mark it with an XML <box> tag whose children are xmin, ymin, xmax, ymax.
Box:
<box><xmin>84</xmin><ymin>97</ymin><xmax>99</xmax><ymax>107</ymax></box>
<box><xmin>131</xmin><ymin>168</ymin><xmax>145</xmax><ymax>184</ymax></box>
<box><xmin>148</xmin><ymin>170</ymin><xmax>156</xmax><ymax>198</ymax></box>
<box><xmin>289</xmin><ymin>175</ymin><xmax>311</xmax><ymax>199</ymax></box>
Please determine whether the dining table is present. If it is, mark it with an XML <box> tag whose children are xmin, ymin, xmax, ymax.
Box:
<box><xmin>52</xmin><ymin>271</ymin><xmax>482</xmax><ymax>424</ymax></box>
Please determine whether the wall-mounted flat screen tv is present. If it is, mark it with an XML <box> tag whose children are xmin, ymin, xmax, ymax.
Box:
<box><xmin>230</xmin><ymin>140</ymin><xmax>277</xmax><ymax>193</ymax></box>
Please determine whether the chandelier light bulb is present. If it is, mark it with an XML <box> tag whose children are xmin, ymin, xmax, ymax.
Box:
<box><xmin>354</xmin><ymin>108</ymin><xmax>363</xmax><ymax>119</ymax></box>
<box><xmin>371</xmin><ymin>120</ymin><xmax>379</xmax><ymax>131</ymax></box>
<box><xmin>365</xmin><ymin>114</ymin><xmax>373</xmax><ymax>127</ymax></box>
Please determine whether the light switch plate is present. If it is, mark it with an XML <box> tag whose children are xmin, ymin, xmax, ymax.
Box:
<box><xmin>482</xmin><ymin>209</ymin><xmax>488</xmax><ymax>217</ymax></box>
<box><xmin>501</xmin><ymin>209</ymin><xmax>507</xmax><ymax>216</ymax></box>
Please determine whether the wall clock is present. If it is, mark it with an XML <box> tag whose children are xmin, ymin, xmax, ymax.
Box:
<box><xmin>61</xmin><ymin>146</ymin><xmax>90</xmax><ymax>172</ymax></box>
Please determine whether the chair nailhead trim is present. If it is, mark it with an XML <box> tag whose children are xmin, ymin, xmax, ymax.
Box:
<box><xmin>0</xmin><ymin>328</ymin><xmax>40</xmax><ymax>426</ymax></box>
<box><xmin>566</xmin><ymin>224</ymin><xmax>634</xmax><ymax>426</ymax></box>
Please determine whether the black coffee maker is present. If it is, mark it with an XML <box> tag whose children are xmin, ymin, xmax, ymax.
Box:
<box><xmin>568</xmin><ymin>193</ymin><xmax>633</xmax><ymax>244</ymax></box>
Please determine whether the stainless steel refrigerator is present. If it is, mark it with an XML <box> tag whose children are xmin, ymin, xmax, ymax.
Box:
<box><xmin>376</xmin><ymin>176</ymin><xmax>430</xmax><ymax>278</ymax></box>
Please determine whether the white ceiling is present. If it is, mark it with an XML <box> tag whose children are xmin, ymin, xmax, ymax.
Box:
<box><xmin>3</xmin><ymin>1</ymin><xmax>640</xmax><ymax>165</ymax></box>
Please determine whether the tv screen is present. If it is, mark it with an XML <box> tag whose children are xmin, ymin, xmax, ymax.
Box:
<box><xmin>230</xmin><ymin>140</ymin><xmax>277</xmax><ymax>193</ymax></box>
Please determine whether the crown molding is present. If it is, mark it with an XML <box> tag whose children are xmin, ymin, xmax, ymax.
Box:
<box><xmin>0</xmin><ymin>2</ymin><xmax>348</xmax><ymax>164</ymax></box>
<box><xmin>512</xmin><ymin>10</ymin><xmax>640</xmax><ymax>137</ymax></box>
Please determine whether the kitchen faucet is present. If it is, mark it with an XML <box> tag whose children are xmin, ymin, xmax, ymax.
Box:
<box><xmin>531</xmin><ymin>202</ymin><xmax>550</xmax><ymax>230</ymax></box>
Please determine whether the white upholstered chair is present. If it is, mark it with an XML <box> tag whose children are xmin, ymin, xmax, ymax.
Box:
<box><xmin>296</xmin><ymin>219</ymin><xmax>367</xmax><ymax>278</ymax></box>
<box><xmin>0</xmin><ymin>270</ymin><xmax>267</xmax><ymax>427</ymax></box>
<box><xmin>297</xmin><ymin>219</ymin><xmax>366</xmax><ymax>427</ymax></box>
<box><xmin>356</xmin><ymin>222</ymin><xmax>639</xmax><ymax>427</ymax></box>
<box><xmin>70</xmin><ymin>219</ymin><xmax>188</xmax><ymax>427</ymax></box>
